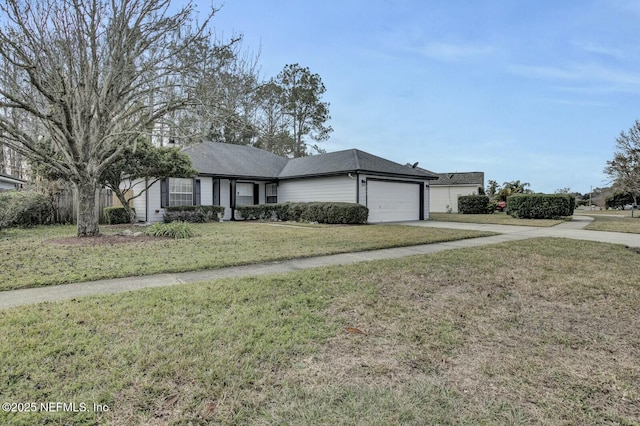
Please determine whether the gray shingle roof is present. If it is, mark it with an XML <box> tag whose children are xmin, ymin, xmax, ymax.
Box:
<box><xmin>182</xmin><ymin>142</ymin><xmax>288</xmax><ymax>179</ymax></box>
<box><xmin>430</xmin><ymin>172</ymin><xmax>484</xmax><ymax>186</ymax></box>
<box><xmin>280</xmin><ymin>149</ymin><xmax>438</xmax><ymax>179</ymax></box>
<box><xmin>183</xmin><ymin>142</ymin><xmax>438</xmax><ymax>181</ymax></box>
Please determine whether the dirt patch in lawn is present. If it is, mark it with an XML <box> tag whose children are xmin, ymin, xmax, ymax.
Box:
<box><xmin>49</xmin><ymin>234</ymin><xmax>161</xmax><ymax>246</ymax></box>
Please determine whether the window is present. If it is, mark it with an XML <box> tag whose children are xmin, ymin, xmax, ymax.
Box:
<box><xmin>169</xmin><ymin>178</ymin><xmax>193</xmax><ymax>206</ymax></box>
<box><xmin>266</xmin><ymin>183</ymin><xmax>277</xmax><ymax>204</ymax></box>
<box><xmin>161</xmin><ymin>178</ymin><xmax>200</xmax><ymax>207</ymax></box>
<box><xmin>236</xmin><ymin>183</ymin><xmax>254</xmax><ymax>206</ymax></box>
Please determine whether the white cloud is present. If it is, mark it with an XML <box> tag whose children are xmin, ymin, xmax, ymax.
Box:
<box><xmin>416</xmin><ymin>41</ymin><xmax>496</xmax><ymax>62</ymax></box>
<box><xmin>573</xmin><ymin>41</ymin><xmax>626</xmax><ymax>59</ymax></box>
<box><xmin>508</xmin><ymin>62</ymin><xmax>640</xmax><ymax>94</ymax></box>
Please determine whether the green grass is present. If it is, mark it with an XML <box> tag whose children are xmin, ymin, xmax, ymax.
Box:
<box><xmin>577</xmin><ymin>213</ymin><xmax>640</xmax><ymax>234</ymax></box>
<box><xmin>0</xmin><ymin>222</ymin><xmax>493</xmax><ymax>291</ymax></box>
<box><xmin>429</xmin><ymin>212</ymin><xmax>567</xmax><ymax>227</ymax></box>
<box><xmin>1</xmin><ymin>238</ymin><xmax>638</xmax><ymax>425</ymax></box>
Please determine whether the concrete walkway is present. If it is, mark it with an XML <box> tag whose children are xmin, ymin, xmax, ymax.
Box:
<box><xmin>2</xmin><ymin>216</ymin><xmax>639</xmax><ymax>309</ymax></box>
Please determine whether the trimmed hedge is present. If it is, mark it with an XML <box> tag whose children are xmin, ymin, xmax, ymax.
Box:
<box><xmin>103</xmin><ymin>206</ymin><xmax>136</xmax><ymax>224</ymax></box>
<box><xmin>236</xmin><ymin>202</ymin><xmax>369</xmax><ymax>224</ymax></box>
<box><xmin>458</xmin><ymin>195</ymin><xmax>492</xmax><ymax>214</ymax></box>
<box><xmin>0</xmin><ymin>191</ymin><xmax>52</xmax><ymax>229</ymax></box>
<box><xmin>163</xmin><ymin>205</ymin><xmax>225</xmax><ymax>223</ymax></box>
<box><xmin>507</xmin><ymin>194</ymin><xmax>575</xmax><ymax>219</ymax></box>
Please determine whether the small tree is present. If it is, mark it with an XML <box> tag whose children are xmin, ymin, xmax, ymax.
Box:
<box><xmin>604</xmin><ymin>120</ymin><xmax>640</xmax><ymax>207</ymax></box>
<box><xmin>101</xmin><ymin>139</ymin><xmax>198</xmax><ymax>223</ymax></box>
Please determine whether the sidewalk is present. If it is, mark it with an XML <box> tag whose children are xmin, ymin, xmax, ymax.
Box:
<box><xmin>2</xmin><ymin>217</ymin><xmax>639</xmax><ymax>309</ymax></box>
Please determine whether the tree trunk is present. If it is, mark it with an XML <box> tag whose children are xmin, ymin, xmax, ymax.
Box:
<box><xmin>112</xmin><ymin>187</ymin><xmax>137</xmax><ymax>223</ymax></box>
<box><xmin>75</xmin><ymin>179</ymin><xmax>100</xmax><ymax>237</ymax></box>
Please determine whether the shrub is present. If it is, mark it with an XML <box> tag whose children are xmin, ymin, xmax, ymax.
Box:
<box><xmin>163</xmin><ymin>205</ymin><xmax>225</xmax><ymax>223</ymax></box>
<box><xmin>233</xmin><ymin>204</ymin><xmax>276</xmax><ymax>220</ymax></box>
<box><xmin>236</xmin><ymin>202</ymin><xmax>369</xmax><ymax>224</ymax></box>
<box><xmin>458</xmin><ymin>195</ymin><xmax>492</xmax><ymax>214</ymax></box>
<box><xmin>0</xmin><ymin>191</ymin><xmax>52</xmax><ymax>229</ymax></box>
<box><xmin>103</xmin><ymin>206</ymin><xmax>136</xmax><ymax>224</ymax></box>
<box><xmin>507</xmin><ymin>194</ymin><xmax>575</xmax><ymax>219</ymax></box>
<box><xmin>144</xmin><ymin>221</ymin><xmax>194</xmax><ymax>239</ymax></box>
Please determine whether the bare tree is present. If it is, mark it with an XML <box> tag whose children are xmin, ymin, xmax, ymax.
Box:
<box><xmin>0</xmin><ymin>0</ymin><xmax>220</xmax><ymax>236</ymax></box>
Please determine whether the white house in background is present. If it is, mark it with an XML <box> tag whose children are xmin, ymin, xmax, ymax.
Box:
<box><xmin>0</xmin><ymin>173</ymin><xmax>26</xmax><ymax>191</ymax></box>
<box><xmin>429</xmin><ymin>172</ymin><xmax>485</xmax><ymax>213</ymax></box>
<box><xmin>129</xmin><ymin>141</ymin><xmax>439</xmax><ymax>223</ymax></box>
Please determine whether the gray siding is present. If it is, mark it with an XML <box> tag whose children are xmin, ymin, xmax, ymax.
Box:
<box><xmin>278</xmin><ymin>175</ymin><xmax>357</xmax><ymax>203</ymax></box>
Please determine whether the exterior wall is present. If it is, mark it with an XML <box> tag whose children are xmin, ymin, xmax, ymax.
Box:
<box><xmin>145</xmin><ymin>180</ymin><xmax>164</xmax><ymax>223</ymax></box>
<box><xmin>141</xmin><ymin>177</ymin><xmax>265</xmax><ymax>222</ymax></box>
<box><xmin>135</xmin><ymin>174</ymin><xmax>432</xmax><ymax>223</ymax></box>
<box><xmin>429</xmin><ymin>185</ymin><xmax>480</xmax><ymax>213</ymax></box>
<box><xmin>0</xmin><ymin>181</ymin><xmax>17</xmax><ymax>191</ymax></box>
<box><xmin>278</xmin><ymin>175</ymin><xmax>357</xmax><ymax>203</ymax></box>
<box><xmin>0</xmin><ymin>178</ymin><xmax>23</xmax><ymax>191</ymax></box>
<box><xmin>130</xmin><ymin>180</ymin><xmax>147</xmax><ymax>222</ymax></box>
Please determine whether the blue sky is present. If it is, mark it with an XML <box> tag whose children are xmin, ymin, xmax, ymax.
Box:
<box><xmin>204</xmin><ymin>0</ymin><xmax>640</xmax><ymax>194</ymax></box>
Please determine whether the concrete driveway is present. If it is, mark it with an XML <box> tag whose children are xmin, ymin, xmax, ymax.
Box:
<box><xmin>407</xmin><ymin>215</ymin><xmax>640</xmax><ymax>247</ymax></box>
<box><xmin>1</xmin><ymin>216</ymin><xmax>639</xmax><ymax>309</ymax></box>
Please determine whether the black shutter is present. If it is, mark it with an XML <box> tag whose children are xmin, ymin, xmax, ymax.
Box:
<box><xmin>253</xmin><ymin>183</ymin><xmax>259</xmax><ymax>205</ymax></box>
<box><xmin>193</xmin><ymin>179</ymin><xmax>201</xmax><ymax>205</ymax></box>
<box><xmin>160</xmin><ymin>179</ymin><xmax>168</xmax><ymax>208</ymax></box>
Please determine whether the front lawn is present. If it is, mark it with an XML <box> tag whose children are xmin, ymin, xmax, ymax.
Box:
<box><xmin>429</xmin><ymin>212</ymin><xmax>567</xmax><ymax>227</ymax></box>
<box><xmin>1</xmin><ymin>238</ymin><xmax>638</xmax><ymax>425</ymax></box>
<box><xmin>0</xmin><ymin>222</ymin><xmax>493</xmax><ymax>291</ymax></box>
<box><xmin>580</xmin><ymin>214</ymin><xmax>640</xmax><ymax>234</ymax></box>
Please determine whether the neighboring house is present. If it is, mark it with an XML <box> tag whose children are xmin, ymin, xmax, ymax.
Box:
<box><xmin>429</xmin><ymin>172</ymin><xmax>485</xmax><ymax>213</ymax></box>
<box><xmin>0</xmin><ymin>173</ymin><xmax>26</xmax><ymax>192</ymax></box>
<box><xmin>130</xmin><ymin>142</ymin><xmax>438</xmax><ymax>223</ymax></box>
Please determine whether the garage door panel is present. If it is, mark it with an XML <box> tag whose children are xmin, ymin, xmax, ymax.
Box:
<box><xmin>367</xmin><ymin>181</ymin><xmax>420</xmax><ymax>222</ymax></box>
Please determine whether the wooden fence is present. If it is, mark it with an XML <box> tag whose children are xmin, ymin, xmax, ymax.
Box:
<box><xmin>54</xmin><ymin>188</ymin><xmax>113</xmax><ymax>224</ymax></box>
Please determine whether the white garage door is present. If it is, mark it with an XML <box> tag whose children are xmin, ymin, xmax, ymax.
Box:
<box><xmin>367</xmin><ymin>180</ymin><xmax>421</xmax><ymax>222</ymax></box>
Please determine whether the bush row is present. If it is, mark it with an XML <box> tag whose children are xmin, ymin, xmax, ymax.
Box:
<box><xmin>507</xmin><ymin>194</ymin><xmax>575</xmax><ymax>219</ymax></box>
<box><xmin>458</xmin><ymin>195</ymin><xmax>493</xmax><ymax>214</ymax></box>
<box><xmin>103</xmin><ymin>206</ymin><xmax>136</xmax><ymax>225</ymax></box>
<box><xmin>163</xmin><ymin>205</ymin><xmax>226</xmax><ymax>223</ymax></box>
<box><xmin>0</xmin><ymin>191</ymin><xmax>52</xmax><ymax>230</ymax></box>
<box><xmin>236</xmin><ymin>202</ymin><xmax>369</xmax><ymax>224</ymax></box>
